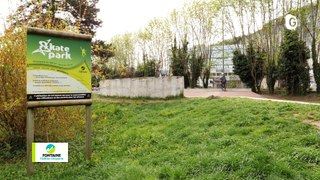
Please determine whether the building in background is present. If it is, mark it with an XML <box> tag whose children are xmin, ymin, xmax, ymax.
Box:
<box><xmin>209</xmin><ymin>44</ymin><xmax>238</xmax><ymax>77</ymax></box>
<box><xmin>196</xmin><ymin>44</ymin><xmax>246</xmax><ymax>88</ymax></box>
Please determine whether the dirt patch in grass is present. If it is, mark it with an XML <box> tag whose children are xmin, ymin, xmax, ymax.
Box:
<box><xmin>304</xmin><ymin>120</ymin><xmax>320</xmax><ymax>129</ymax></box>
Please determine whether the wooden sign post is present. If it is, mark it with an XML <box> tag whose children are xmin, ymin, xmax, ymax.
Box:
<box><xmin>26</xmin><ymin>28</ymin><xmax>92</xmax><ymax>175</ymax></box>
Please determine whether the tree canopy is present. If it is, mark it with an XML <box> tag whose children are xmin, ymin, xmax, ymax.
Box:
<box><xmin>10</xmin><ymin>0</ymin><xmax>102</xmax><ymax>36</ymax></box>
<box><xmin>278</xmin><ymin>30</ymin><xmax>310</xmax><ymax>95</ymax></box>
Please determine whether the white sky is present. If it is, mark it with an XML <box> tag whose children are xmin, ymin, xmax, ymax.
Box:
<box><xmin>0</xmin><ymin>1</ymin><xmax>19</xmax><ymax>34</ymax></box>
<box><xmin>96</xmin><ymin>0</ymin><xmax>190</xmax><ymax>41</ymax></box>
<box><xmin>0</xmin><ymin>0</ymin><xmax>190</xmax><ymax>41</ymax></box>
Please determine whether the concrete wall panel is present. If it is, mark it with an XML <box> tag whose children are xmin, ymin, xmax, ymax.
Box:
<box><xmin>99</xmin><ymin>76</ymin><xmax>184</xmax><ymax>98</ymax></box>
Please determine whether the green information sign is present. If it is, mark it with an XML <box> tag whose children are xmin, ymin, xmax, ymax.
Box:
<box><xmin>26</xmin><ymin>32</ymin><xmax>91</xmax><ymax>101</ymax></box>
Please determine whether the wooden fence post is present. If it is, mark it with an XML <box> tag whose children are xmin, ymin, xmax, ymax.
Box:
<box><xmin>86</xmin><ymin>105</ymin><xmax>92</xmax><ymax>160</ymax></box>
<box><xmin>27</xmin><ymin>108</ymin><xmax>34</xmax><ymax>176</ymax></box>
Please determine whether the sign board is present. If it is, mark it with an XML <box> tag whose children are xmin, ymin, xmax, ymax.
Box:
<box><xmin>32</xmin><ymin>143</ymin><xmax>68</xmax><ymax>162</ymax></box>
<box><xmin>26</xmin><ymin>28</ymin><xmax>92</xmax><ymax>176</ymax></box>
<box><xmin>26</xmin><ymin>32</ymin><xmax>91</xmax><ymax>101</ymax></box>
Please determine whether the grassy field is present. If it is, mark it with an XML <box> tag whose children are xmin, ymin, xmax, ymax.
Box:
<box><xmin>1</xmin><ymin>97</ymin><xmax>320</xmax><ymax>179</ymax></box>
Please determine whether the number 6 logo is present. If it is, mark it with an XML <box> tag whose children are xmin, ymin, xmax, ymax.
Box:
<box><xmin>285</xmin><ymin>14</ymin><xmax>298</xmax><ymax>30</ymax></box>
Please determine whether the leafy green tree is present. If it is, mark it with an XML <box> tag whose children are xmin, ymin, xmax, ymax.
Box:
<box><xmin>232</xmin><ymin>43</ymin><xmax>265</xmax><ymax>93</ymax></box>
<box><xmin>170</xmin><ymin>38</ymin><xmax>183</xmax><ymax>76</ymax></box>
<box><xmin>202</xmin><ymin>64</ymin><xmax>211</xmax><ymax>88</ymax></box>
<box><xmin>11</xmin><ymin>0</ymin><xmax>102</xmax><ymax>36</ymax></box>
<box><xmin>180</xmin><ymin>37</ymin><xmax>190</xmax><ymax>88</ymax></box>
<box><xmin>67</xmin><ymin>0</ymin><xmax>102</xmax><ymax>35</ymax></box>
<box><xmin>299</xmin><ymin>0</ymin><xmax>320</xmax><ymax>93</ymax></box>
<box><xmin>266</xmin><ymin>62</ymin><xmax>277</xmax><ymax>94</ymax></box>
<box><xmin>278</xmin><ymin>30</ymin><xmax>310</xmax><ymax>95</ymax></box>
<box><xmin>92</xmin><ymin>40</ymin><xmax>115</xmax><ymax>62</ymax></box>
<box><xmin>247</xmin><ymin>44</ymin><xmax>266</xmax><ymax>93</ymax></box>
<box><xmin>135</xmin><ymin>59</ymin><xmax>157</xmax><ymax>77</ymax></box>
<box><xmin>170</xmin><ymin>37</ymin><xmax>190</xmax><ymax>88</ymax></box>
<box><xmin>91</xmin><ymin>40</ymin><xmax>115</xmax><ymax>79</ymax></box>
<box><xmin>189</xmin><ymin>50</ymin><xmax>203</xmax><ymax>88</ymax></box>
<box><xmin>187</xmin><ymin>0</ymin><xmax>220</xmax><ymax>88</ymax></box>
<box><xmin>143</xmin><ymin>18</ymin><xmax>172</xmax><ymax>71</ymax></box>
<box><xmin>232</xmin><ymin>50</ymin><xmax>255</xmax><ymax>91</ymax></box>
<box><xmin>110</xmin><ymin>33</ymin><xmax>135</xmax><ymax>67</ymax></box>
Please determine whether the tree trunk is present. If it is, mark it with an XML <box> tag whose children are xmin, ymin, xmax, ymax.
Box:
<box><xmin>266</xmin><ymin>63</ymin><xmax>276</xmax><ymax>94</ymax></box>
<box><xmin>184</xmin><ymin>73</ymin><xmax>190</xmax><ymax>88</ymax></box>
<box><xmin>312</xmin><ymin>38</ymin><xmax>320</xmax><ymax>93</ymax></box>
<box><xmin>311</xmin><ymin>0</ymin><xmax>320</xmax><ymax>93</ymax></box>
<box><xmin>256</xmin><ymin>85</ymin><xmax>261</xmax><ymax>94</ymax></box>
<box><xmin>314</xmin><ymin>63</ymin><xmax>320</xmax><ymax>93</ymax></box>
<box><xmin>202</xmin><ymin>76</ymin><xmax>209</xmax><ymax>88</ymax></box>
<box><xmin>251</xmin><ymin>86</ymin><xmax>257</xmax><ymax>93</ymax></box>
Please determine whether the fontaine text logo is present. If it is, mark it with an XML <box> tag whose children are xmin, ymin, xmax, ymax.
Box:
<box><xmin>32</xmin><ymin>143</ymin><xmax>68</xmax><ymax>162</ymax></box>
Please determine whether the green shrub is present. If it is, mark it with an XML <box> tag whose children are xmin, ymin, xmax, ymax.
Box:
<box><xmin>0</xmin><ymin>27</ymin><xmax>27</xmax><ymax>153</ymax></box>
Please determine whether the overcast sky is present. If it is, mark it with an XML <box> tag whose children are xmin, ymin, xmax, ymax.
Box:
<box><xmin>0</xmin><ymin>0</ymin><xmax>190</xmax><ymax>41</ymax></box>
<box><xmin>0</xmin><ymin>0</ymin><xmax>18</xmax><ymax>34</ymax></box>
<box><xmin>96</xmin><ymin>0</ymin><xmax>190</xmax><ymax>41</ymax></box>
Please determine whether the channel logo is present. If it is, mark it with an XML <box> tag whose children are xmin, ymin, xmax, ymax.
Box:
<box><xmin>285</xmin><ymin>14</ymin><xmax>298</xmax><ymax>30</ymax></box>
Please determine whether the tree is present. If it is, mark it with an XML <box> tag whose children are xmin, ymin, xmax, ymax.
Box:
<box><xmin>300</xmin><ymin>0</ymin><xmax>320</xmax><ymax>93</ymax></box>
<box><xmin>10</xmin><ymin>0</ymin><xmax>102</xmax><ymax>36</ymax></box>
<box><xmin>180</xmin><ymin>37</ymin><xmax>191</xmax><ymax>88</ymax></box>
<box><xmin>189</xmin><ymin>50</ymin><xmax>204</xmax><ymax>88</ymax></box>
<box><xmin>202</xmin><ymin>64</ymin><xmax>211</xmax><ymax>88</ymax></box>
<box><xmin>92</xmin><ymin>40</ymin><xmax>115</xmax><ymax>62</ymax></box>
<box><xmin>309</xmin><ymin>0</ymin><xmax>320</xmax><ymax>94</ymax></box>
<box><xmin>143</xmin><ymin>18</ymin><xmax>172</xmax><ymax>72</ymax></box>
<box><xmin>224</xmin><ymin>0</ymin><xmax>281</xmax><ymax>94</ymax></box>
<box><xmin>260</xmin><ymin>0</ymin><xmax>281</xmax><ymax>94</ymax></box>
<box><xmin>135</xmin><ymin>57</ymin><xmax>157</xmax><ymax>77</ymax></box>
<box><xmin>67</xmin><ymin>0</ymin><xmax>102</xmax><ymax>35</ymax></box>
<box><xmin>233</xmin><ymin>50</ymin><xmax>254</xmax><ymax>91</ymax></box>
<box><xmin>0</xmin><ymin>28</ymin><xmax>27</xmax><ymax>152</ymax></box>
<box><xmin>247</xmin><ymin>44</ymin><xmax>266</xmax><ymax>93</ymax></box>
<box><xmin>170</xmin><ymin>37</ymin><xmax>190</xmax><ymax>88</ymax></box>
<box><xmin>232</xmin><ymin>43</ymin><xmax>265</xmax><ymax>93</ymax></box>
<box><xmin>278</xmin><ymin>30</ymin><xmax>310</xmax><ymax>95</ymax></box>
<box><xmin>91</xmin><ymin>40</ymin><xmax>115</xmax><ymax>79</ymax></box>
<box><xmin>110</xmin><ymin>33</ymin><xmax>136</xmax><ymax>69</ymax></box>
<box><xmin>170</xmin><ymin>38</ymin><xmax>184</xmax><ymax>76</ymax></box>
<box><xmin>187</xmin><ymin>0</ymin><xmax>221</xmax><ymax>88</ymax></box>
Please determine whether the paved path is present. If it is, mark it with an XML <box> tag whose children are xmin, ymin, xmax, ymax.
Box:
<box><xmin>184</xmin><ymin>88</ymin><xmax>320</xmax><ymax>106</ymax></box>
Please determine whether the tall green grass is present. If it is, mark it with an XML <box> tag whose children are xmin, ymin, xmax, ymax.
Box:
<box><xmin>0</xmin><ymin>97</ymin><xmax>319</xmax><ymax>179</ymax></box>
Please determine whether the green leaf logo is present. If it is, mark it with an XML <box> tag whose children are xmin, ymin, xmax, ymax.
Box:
<box><xmin>46</xmin><ymin>144</ymin><xmax>56</xmax><ymax>154</ymax></box>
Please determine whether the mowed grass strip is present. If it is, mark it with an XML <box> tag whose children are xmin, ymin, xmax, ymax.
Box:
<box><xmin>1</xmin><ymin>97</ymin><xmax>320</xmax><ymax>179</ymax></box>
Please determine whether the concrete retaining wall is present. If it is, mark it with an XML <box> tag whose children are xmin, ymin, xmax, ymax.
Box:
<box><xmin>99</xmin><ymin>76</ymin><xmax>184</xmax><ymax>98</ymax></box>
